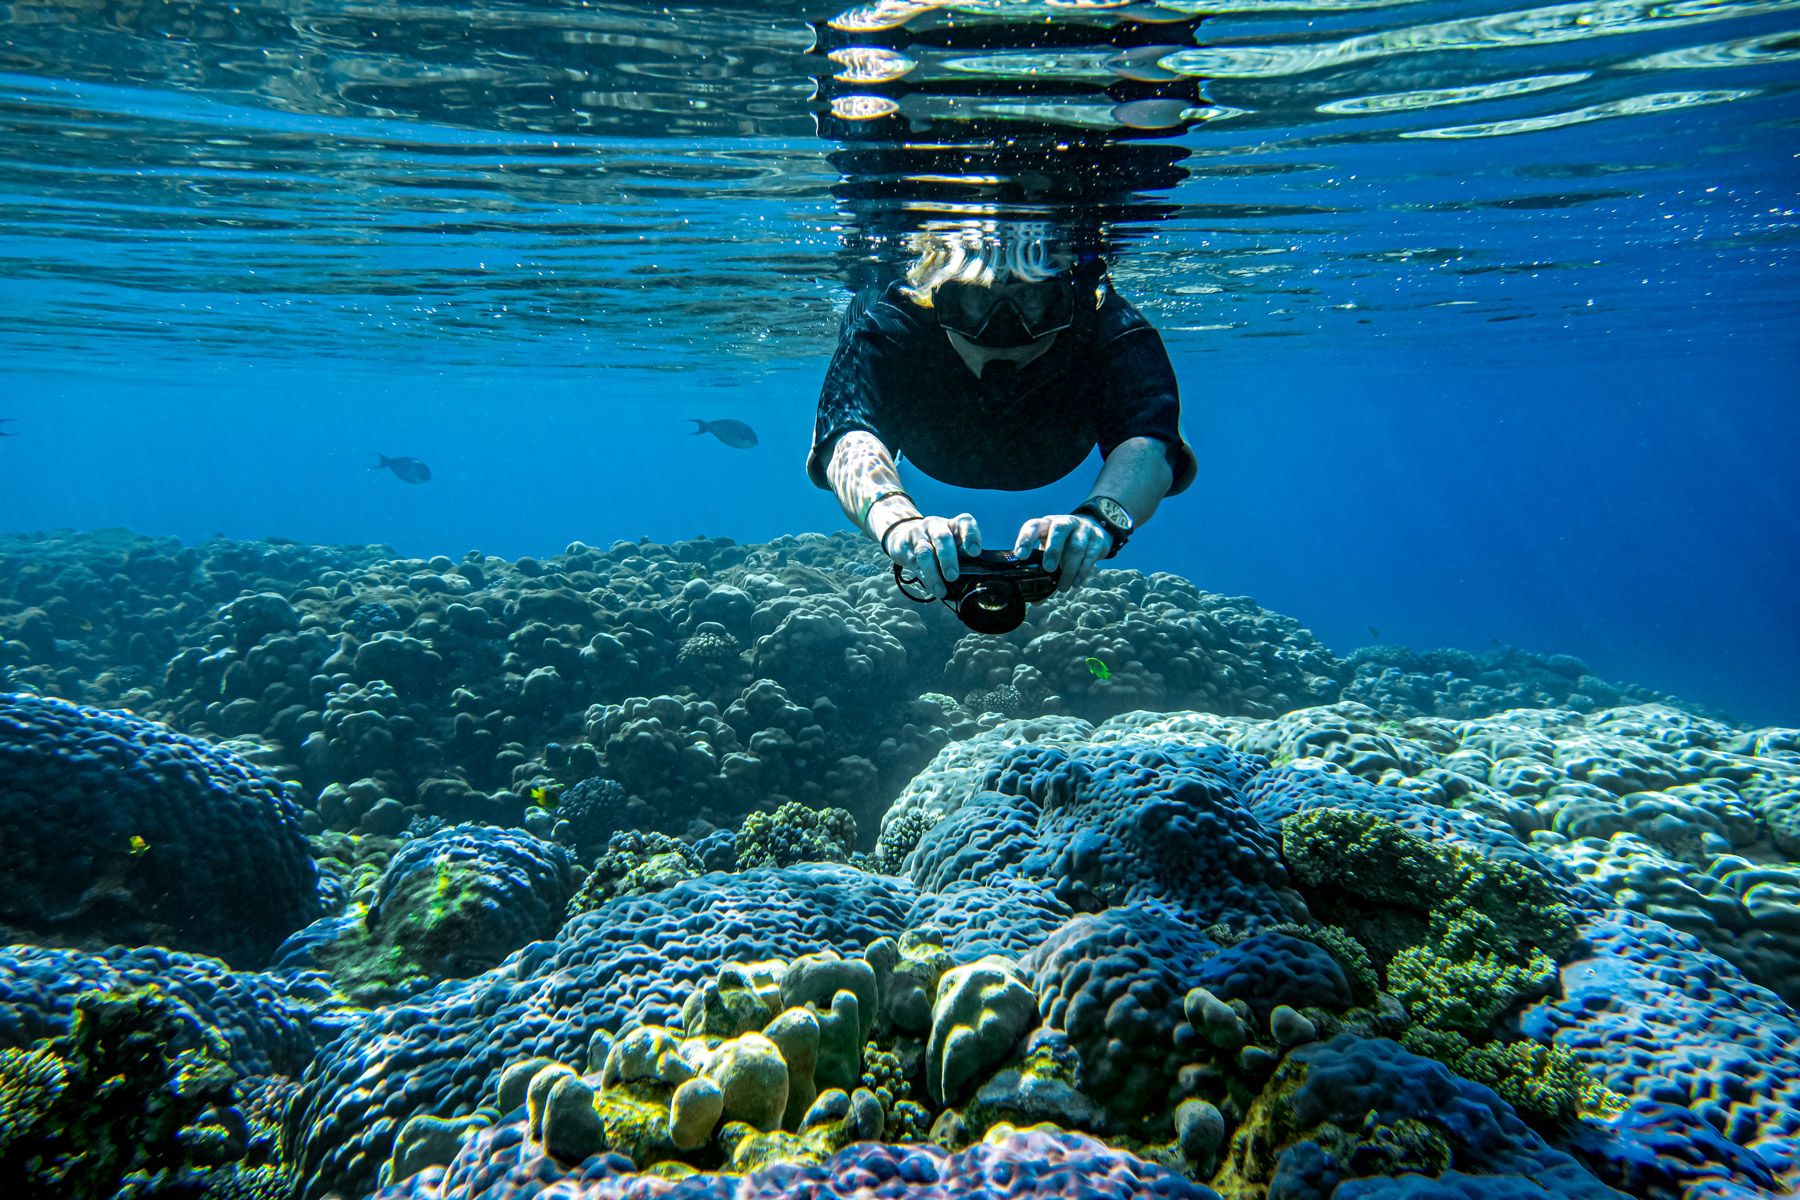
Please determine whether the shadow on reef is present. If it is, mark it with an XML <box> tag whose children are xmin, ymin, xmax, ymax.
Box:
<box><xmin>0</xmin><ymin>530</ymin><xmax>1795</xmax><ymax>1200</ymax></box>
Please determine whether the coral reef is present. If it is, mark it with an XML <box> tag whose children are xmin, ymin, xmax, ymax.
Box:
<box><xmin>0</xmin><ymin>985</ymin><xmax>293</xmax><ymax>1198</ymax></box>
<box><xmin>376</xmin><ymin>1125</ymin><xmax>1223</xmax><ymax>1199</ymax></box>
<box><xmin>281</xmin><ymin>824</ymin><xmax>577</xmax><ymax>1003</ymax></box>
<box><xmin>0</xmin><ymin>530</ymin><xmax>1794</xmax><ymax>1200</ymax></box>
<box><xmin>0</xmin><ymin>692</ymin><xmax>320</xmax><ymax>965</ymax></box>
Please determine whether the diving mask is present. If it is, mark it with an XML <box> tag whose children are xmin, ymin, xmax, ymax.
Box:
<box><xmin>934</xmin><ymin>270</ymin><xmax>1083</xmax><ymax>349</ymax></box>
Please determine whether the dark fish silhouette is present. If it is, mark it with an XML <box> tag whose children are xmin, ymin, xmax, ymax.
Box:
<box><xmin>690</xmin><ymin>419</ymin><xmax>758</xmax><ymax>449</ymax></box>
<box><xmin>1367</xmin><ymin>625</ymin><xmax>1381</xmax><ymax>640</ymax></box>
<box><xmin>0</xmin><ymin>418</ymin><xmax>16</xmax><ymax>437</ymax></box>
<box><xmin>372</xmin><ymin>454</ymin><xmax>431</xmax><ymax>484</ymax></box>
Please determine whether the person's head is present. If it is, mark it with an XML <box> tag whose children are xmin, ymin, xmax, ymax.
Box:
<box><xmin>901</xmin><ymin>223</ymin><xmax>1105</xmax><ymax>350</ymax></box>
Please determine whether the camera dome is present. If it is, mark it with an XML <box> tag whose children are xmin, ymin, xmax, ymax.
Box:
<box><xmin>957</xmin><ymin>580</ymin><xmax>1027</xmax><ymax>635</ymax></box>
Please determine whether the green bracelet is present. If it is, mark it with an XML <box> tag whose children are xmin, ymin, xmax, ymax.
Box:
<box><xmin>857</xmin><ymin>487</ymin><xmax>912</xmax><ymax>530</ymax></box>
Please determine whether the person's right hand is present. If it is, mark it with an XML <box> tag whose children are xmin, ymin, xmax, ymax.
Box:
<box><xmin>886</xmin><ymin>513</ymin><xmax>982</xmax><ymax>599</ymax></box>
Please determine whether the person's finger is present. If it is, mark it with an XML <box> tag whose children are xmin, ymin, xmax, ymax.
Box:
<box><xmin>1067</xmin><ymin>528</ymin><xmax>1106</xmax><ymax>591</ymax></box>
<box><xmin>929</xmin><ymin>518</ymin><xmax>961</xmax><ymax>583</ymax></box>
<box><xmin>905</xmin><ymin>526</ymin><xmax>947</xmax><ymax>598</ymax></box>
<box><xmin>1060</xmin><ymin>545</ymin><xmax>1088</xmax><ymax>592</ymax></box>
<box><xmin>1041</xmin><ymin>519</ymin><xmax>1076</xmax><ymax>575</ymax></box>
<box><xmin>955</xmin><ymin>513</ymin><xmax>982</xmax><ymax>556</ymax></box>
<box><xmin>1059</xmin><ymin>530</ymin><xmax>1093</xmax><ymax>591</ymax></box>
<box><xmin>1014</xmin><ymin>518</ymin><xmax>1045</xmax><ymax>556</ymax></box>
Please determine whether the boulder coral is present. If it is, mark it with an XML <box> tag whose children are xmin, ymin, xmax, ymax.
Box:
<box><xmin>0</xmin><ymin>692</ymin><xmax>320</xmax><ymax>966</ymax></box>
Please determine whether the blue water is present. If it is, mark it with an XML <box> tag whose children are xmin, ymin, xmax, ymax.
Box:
<box><xmin>2</xmin><ymin>0</ymin><xmax>1797</xmax><ymax>723</ymax></box>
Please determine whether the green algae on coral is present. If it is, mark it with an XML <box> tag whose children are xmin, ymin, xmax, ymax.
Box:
<box><xmin>0</xmin><ymin>987</ymin><xmax>287</xmax><ymax>1199</ymax></box>
<box><xmin>1277</xmin><ymin>807</ymin><xmax>1607</xmax><ymax>1129</ymax></box>
<box><xmin>737</xmin><ymin>801</ymin><xmax>858</xmax><ymax>869</ymax></box>
<box><xmin>1399</xmin><ymin>1026</ymin><xmax>1626</xmax><ymax>1126</ymax></box>
<box><xmin>1280</xmin><ymin>807</ymin><xmax>1575</xmax><ymax>991</ymax></box>
<box><xmin>568</xmin><ymin>830</ymin><xmax>703</xmax><ymax>919</ymax></box>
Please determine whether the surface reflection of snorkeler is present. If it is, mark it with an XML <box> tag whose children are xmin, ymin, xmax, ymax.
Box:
<box><xmin>808</xmin><ymin>228</ymin><xmax>1195</xmax><ymax>603</ymax></box>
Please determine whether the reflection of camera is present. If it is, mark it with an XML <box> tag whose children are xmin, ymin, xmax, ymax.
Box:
<box><xmin>894</xmin><ymin>548</ymin><xmax>1060</xmax><ymax>634</ymax></box>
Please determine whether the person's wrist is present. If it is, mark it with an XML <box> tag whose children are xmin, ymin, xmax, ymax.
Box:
<box><xmin>858</xmin><ymin>488</ymin><xmax>914</xmax><ymax>534</ymax></box>
<box><xmin>1075</xmin><ymin>515</ymin><xmax>1115</xmax><ymax>559</ymax></box>
<box><xmin>1071</xmin><ymin>504</ymin><xmax>1129</xmax><ymax>558</ymax></box>
<box><xmin>868</xmin><ymin>494</ymin><xmax>918</xmax><ymax>534</ymax></box>
<box><xmin>879</xmin><ymin>514</ymin><xmax>925</xmax><ymax>558</ymax></box>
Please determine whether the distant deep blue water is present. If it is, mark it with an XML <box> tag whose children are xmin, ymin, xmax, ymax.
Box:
<box><xmin>1</xmin><ymin>0</ymin><xmax>1797</xmax><ymax>723</ymax></box>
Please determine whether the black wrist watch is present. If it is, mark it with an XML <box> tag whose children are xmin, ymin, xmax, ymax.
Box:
<box><xmin>1073</xmin><ymin>497</ymin><xmax>1133</xmax><ymax>558</ymax></box>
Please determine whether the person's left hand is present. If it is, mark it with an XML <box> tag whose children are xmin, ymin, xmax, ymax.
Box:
<box><xmin>1014</xmin><ymin>514</ymin><xmax>1113</xmax><ymax>593</ymax></box>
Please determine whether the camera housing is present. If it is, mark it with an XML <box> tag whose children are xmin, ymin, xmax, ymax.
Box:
<box><xmin>894</xmin><ymin>547</ymin><xmax>1059</xmax><ymax>634</ymax></box>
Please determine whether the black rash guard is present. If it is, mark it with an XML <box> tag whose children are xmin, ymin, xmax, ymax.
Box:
<box><xmin>807</xmin><ymin>279</ymin><xmax>1197</xmax><ymax>494</ymax></box>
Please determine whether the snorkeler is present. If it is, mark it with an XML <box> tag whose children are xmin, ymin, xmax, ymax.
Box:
<box><xmin>808</xmin><ymin>228</ymin><xmax>1195</xmax><ymax>599</ymax></box>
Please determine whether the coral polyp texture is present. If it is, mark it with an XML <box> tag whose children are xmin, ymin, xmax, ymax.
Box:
<box><xmin>0</xmin><ymin>529</ymin><xmax>1795</xmax><ymax>1200</ymax></box>
<box><xmin>0</xmin><ymin>690</ymin><xmax>320</xmax><ymax>965</ymax></box>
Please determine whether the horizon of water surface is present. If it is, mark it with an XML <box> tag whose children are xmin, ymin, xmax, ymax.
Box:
<box><xmin>0</xmin><ymin>0</ymin><xmax>1796</xmax><ymax>723</ymax></box>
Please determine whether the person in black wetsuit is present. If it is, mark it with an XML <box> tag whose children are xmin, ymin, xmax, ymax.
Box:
<box><xmin>808</xmin><ymin>228</ymin><xmax>1196</xmax><ymax>599</ymax></box>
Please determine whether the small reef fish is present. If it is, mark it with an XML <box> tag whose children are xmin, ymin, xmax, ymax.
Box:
<box><xmin>690</xmin><ymin>419</ymin><xmax>758</xmax><ymax>449</ymax></box>
<box><xmin>529</xmin><ymin>785</ymin><xmax>557</xmax><ymax>810</ymax></box>
<box><xmin>372</xmin><ymin>454</ymin><xmax>432</xmax><ymax>483</ymax></box>
<box><xmin>1085</xmin><ymin>656</ymin><xmax>1111</xmax><ymax>681</ymax></box>
<box><xmin>1368</xmin><ymin>625</ymin><xmax>1381</xmax><ymax>640</ymax></box>
<box><xmin>127</xmin><ymin>835</ymin><xmax>149</xmax><ymax>857</ymax></box>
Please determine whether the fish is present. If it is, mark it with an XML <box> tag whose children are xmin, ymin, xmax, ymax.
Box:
<box><xmin>529</xmin><ymin>785</ymin><xmax>557</xmax><ymax>810</ymax></box>
<box><xmin>0</xmin><ymin>418</ymin><xmax>16</xmax><ymax>437</ymax></box>
<box><xmin>127</xmin><ymin>835</ymin><xmax>149</xmax><ymax>857</ymax></box>
<box><xmin>1368</xmin><ymin>625</ymin><xmax>1381</xmax><ymax>640</ymax></box>
<box><xmin>372</xmin><ymin>454</ymin><xmax>432</xmax><ymax>483</ymax></box>
<box><xmin>1084</xmin><ymin>656</ymin><xmax>1111</xmax><ymax>681</ymax></box>
<box><xmin>690</xmin><ymin>419</ymin><xmax>758</xmax><ymax>449</ymax></box>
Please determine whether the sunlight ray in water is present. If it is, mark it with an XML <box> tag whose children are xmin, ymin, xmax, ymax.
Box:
<box><xmin>1621</xmin><ymin>27</ymin><xmax>1800</xmax><ymax>67</ymax></box>
<box><xmin>1400</xmin><ymin>86</ymin><xmax>1758</xmax><ymax>137</ymax></box>
<box><xmin>1317</xmin><ymin>71</ymin><xmax>1593</xmax><ymax>114</ymax></box>
<box><xmin>1156</xmin><ymin>0</ymin><xmax>1430</xmax><ymax>10</ymax></box>
<box><xmin>1160</xmin><ymin>0</ymin><xmax>1800</xmax><ymax>79</ymax></box>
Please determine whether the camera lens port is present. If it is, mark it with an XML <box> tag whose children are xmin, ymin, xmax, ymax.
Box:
<box><xmin>957</xmin><ymin>581</ymin><xmax>1026</xmax><ymax>634</ymax></box>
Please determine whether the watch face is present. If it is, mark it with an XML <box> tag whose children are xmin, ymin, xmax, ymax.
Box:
<box><xmin>1094</xmin><ymin>497</ymin><xmax>1132</xmax><ymax>532</ymax></box>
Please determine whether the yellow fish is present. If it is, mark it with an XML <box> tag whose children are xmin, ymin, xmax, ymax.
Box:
<box><xmin>529</xmin><ymin>786</ymin><xmax>557</xmax><ymax>810</ymax></box>
<box><xmin>127</xmin><ymin>835</ymin><xmax>150</xmax><ymax>857</ymax></box>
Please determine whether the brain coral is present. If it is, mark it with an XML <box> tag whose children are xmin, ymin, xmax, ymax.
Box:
<box><xmin>286</xmin><ymin>824</ymin><xmax>577</xmax><ymax>1003</ymax></box>
<box><xmin>0</xmin><ymin>692</ymin><xmax>320</xmax><ymax>965</ymax></box>
<box><xmin>1024</xmin><ymin>904</ymin><xmax>1223</xmax><ymax>1124</ymax></box>
<box><xmin>367</xmin><ymin>824</ymin><xmax>576</xmax><ymax>975</ymax></box>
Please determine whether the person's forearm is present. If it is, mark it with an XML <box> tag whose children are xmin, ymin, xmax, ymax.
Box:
<box><xmin>1089</xmin><ymin>436</ymin><xmax>1176</xmax><ymax>525</ymax></box>
<box><xmin>827</xmin><ymin>431</ymin><xmax>922</xmax><ymax>548</ymax></box>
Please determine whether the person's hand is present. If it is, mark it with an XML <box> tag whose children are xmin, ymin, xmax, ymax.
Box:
<box><xmin>1014</xmin><ymin>514</ymin><xmax>1112</xmax><ymax>593</ymax></box>
<box><xmin>886</xmin><ymin>513</ymin><xmax>982</xmax><ymax>599</ymax></box>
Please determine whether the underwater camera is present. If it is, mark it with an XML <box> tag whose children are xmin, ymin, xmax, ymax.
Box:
<box><xmin>894</xmin><ymin>548</ymin><xmax>1059</xmax><ymax>634</ymax></box>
